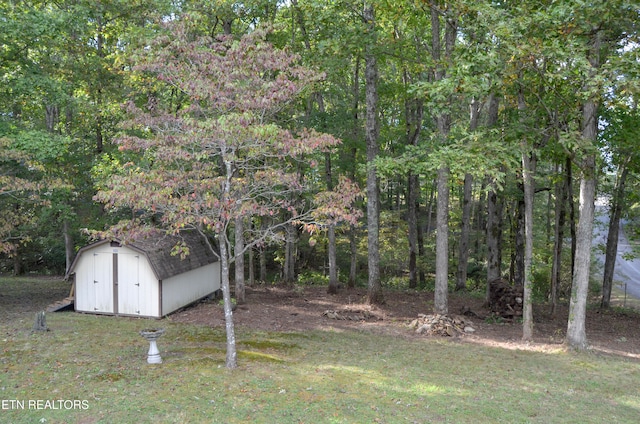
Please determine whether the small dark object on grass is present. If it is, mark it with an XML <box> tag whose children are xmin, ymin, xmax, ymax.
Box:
<box><xmin>33</xmin><ymin>311</ymin><xmax>49</xmax><ymax>332</ymax></box>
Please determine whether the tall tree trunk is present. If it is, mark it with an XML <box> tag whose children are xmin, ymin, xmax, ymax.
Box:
<box><xmin>222</xmin><ymin>160</ymin><xmax>238</xmax><ymax>368</ymax></box>
<box><xmin>234</xmin><ymin>217</ymin><xmax>245</xmax><ymax>304</ymax></box>
<box><xmin>601</xmin><ymin>162</ymin><xmax>630</xmax><ymax>308</ymax></box>
<box><xmin>325</xmin><ymin>152</ymin><xmax>339</xmax><ymax>294</ymax></box>
<box><xmin>567</xmin><ymin>157</ymin><xmax>577</xmax><ymax>281</ymax></box>
<box><xmin>408</xmin><ymin>174</ymin><xmax>420</xmax><ymax>288</ymax></box>
<box><xmin>364</xmin><ymin>4</ymin><xmax>382</xmax><ymax>304</ymax></box>
<box><xmin>484</xmin><ymin>93</ymin><xmax>501</xmax><ymax>300</ymax></box>
<box><xmin>455</xmin><ymin>97</ymin><xmax>480</xmax><ymax>291</ymax></box>
<box><xmin>348</xmin><ymin>224</ymin><xmax>358</xmax><ymax>288</ymax></box>
<box><xmin>431</xmin><ymin>4</ymin><xmax>456</xmax><ymax>315</ymax></box>
<box><xmin>521</xmin><ymin>150</ymin><xmax>536</xmax><ymax>341</ymax></box>
<box><xmin>259</xmin><ymin>245</ymin><xmax>267</xmax><ymax>283</ymax></box>
<box><xmin>475</xmin><ymin>179</ymin><xmax>486</xmax><ymax>262</ymax></box>
<box><xmin>550</xmin><ymin>161</ymin><xmax>567</xmax><ymax>316</ymax></box>
<box><xmin>63</xmin><ymin>220</ymin><xmax>74</xmax><ymax>274</ymax></box>
<box><xmin>405</xmin><ymin>71</ymin><xmax>423</xmax><ymax>289</ymax></box>
<box><xmin>220</xmin><ymin>235</ymin><xmax>237</xmax><ymax>368</ymax></box>
<box><xmin>45</xmin><ymin>104</ymin><xmax>59</xmax><ymax>133</ymax></box>
<box><xmin>566</xmin><ymin>31</ymin><xmax>601</xmax><ymax>350</ymax></box>
<box><xmin>435</xmin><ymin>168</ymin><xmax>449</xmax><ymax>314</ymax></box>
<box><xmin>348</xmin><ymin>57</ymin><xmax>361</xmax><ymax>289</ymax></box>
<box><xmin>455</xmin><ymin>173</ymin><xmax>473</xmax><ymax>291</ymax></box>
<box><xmin>283</xmin><ymin>222</ymin><xmax>297</xmax><ymax>284</ymax></box>
<box><xmin>95</xmin><ymin>16</ymin><xmax>105</xmax><ymax>154</ymax></box>
<box><xmin>258</xmin><ymin>218</ymin><xmax>268</xmax><ymax>282</ymax></box>
<box><xmin>486</xmin><ymin>181</ymin><xmax>503</xmax><ymax>300</ymax></box>
<box><xmin>512</xmin><ymin>196</ymin><xmax>525</xmax><ymax>286</ymax></box>
<box><xmin>248</xmin><ymin>241</ymin><xmax>255</xmax><ymax>286</ymax></box>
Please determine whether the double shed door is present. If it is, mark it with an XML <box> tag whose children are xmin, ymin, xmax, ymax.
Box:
<box><xmin>88</xmin><ymin>248</ymin><xmax>157</xmax><ymax>316</ymax></box>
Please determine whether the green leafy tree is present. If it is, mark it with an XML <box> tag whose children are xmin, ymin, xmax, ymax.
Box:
<box><xmin>0</xmin><ymin>135</ymin><xmax>69</xmax><ymax>261</ymax></box>
<box><xmin>95</xmin><ymin>23</ymin><xmax>357</xmax><ymax>368</ymax></box>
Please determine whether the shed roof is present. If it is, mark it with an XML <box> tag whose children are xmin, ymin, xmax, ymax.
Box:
<box><xmin>68</xmin><ymin>230</ymin><xmax>218</xmax><ymax>281</ymax></box>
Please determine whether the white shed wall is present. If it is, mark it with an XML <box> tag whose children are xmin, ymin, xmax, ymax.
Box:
<box><xmin>75</xmin><ymin>245</ymin><xmax>115</xmax><ymax>314</ymax></box>
<box><xmin>116</xmin><ymin>248</ymin><xmax>160</xmax><ymax>317</ymax></box>
<box><xmin>161</xmin><ymin>262</ymin><xmax>220</xmax><ymax>315</ymax></box>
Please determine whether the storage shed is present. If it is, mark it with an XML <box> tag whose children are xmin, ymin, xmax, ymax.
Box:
<box><xmin>67</xmin><ymin>231</ymin><xmax>220</xmax><ymax>318</ymax></box>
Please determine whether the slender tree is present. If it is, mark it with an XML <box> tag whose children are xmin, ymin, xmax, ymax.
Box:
<box><xmin>95</xmin><ymin>24</ymin><xmax>348</xmax><ymax>367</ymax></box>
<box><xmin>566</xmin><ymin>30</ymin><xmax>601</xmax><ymax>350</ymax></box>
<box><xmin>431</xmin><ymin>2</ymin><xmax>456</xmax><ymax>314</ymax></box>
<box><xmin>363</xmin><ymin>3</ymin><xmax>383</xmax><ymax>304</ymax></box>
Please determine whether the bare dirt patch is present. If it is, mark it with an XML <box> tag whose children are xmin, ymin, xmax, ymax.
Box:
<box><xmin>4</xmin><ymin>277</ymin><xmax>639</xmax><ymax>360</ymax></box>
<box><xmin>170</xmin><ymin>285</ymin><xmax>640</xmax><ymax>360</ymax></box>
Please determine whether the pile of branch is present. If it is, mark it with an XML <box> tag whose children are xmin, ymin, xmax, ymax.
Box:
<box><xmin>408</xmin><ymin>313</ymin><xmax>475</xmax><ymax>337</ymax></box>
<box><xmin>488</xmin><ymin>278</ymin><xmax>523</xmax><ymax>318</ymax></box>
<box><xmin>322</xmin><ymin>309</ymin><xmax>378</xmax><ymax>321</ymax></box>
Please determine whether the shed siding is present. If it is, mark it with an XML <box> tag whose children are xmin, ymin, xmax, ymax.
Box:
<box><xmin>116</xmin><ymin>248</ymin><xmax>160</xmax><ymax>317</ymax></box>
<box><xmin>71</xmin><ymin>233</ymin><xmax>220</xmax><ymax>318</ymax></box>
<box><xmin>75</xmin><ymin>246</ymin><xmax>115</xmax><ymax>314</ymax></box>
<box><xmin>162</xmin><ymin>262</ymin><xmax>220</xmax><ymax>315</ymax></box>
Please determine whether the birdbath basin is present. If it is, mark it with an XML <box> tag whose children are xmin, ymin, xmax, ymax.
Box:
<box><xmin>139</xmin><ymin>328</ymin><xmax>165</xmax><ymax>364</ymax></box>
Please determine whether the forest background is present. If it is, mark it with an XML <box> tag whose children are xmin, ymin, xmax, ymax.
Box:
<box><xmin>1</xmin><ymin>0</ymin><xmax>639</xmax><ymax>359</ymax></box>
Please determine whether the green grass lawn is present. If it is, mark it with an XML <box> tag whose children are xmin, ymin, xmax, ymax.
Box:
<box><xmin>1</xmin><ymin>278</ymin><xmax>639</xmax><ymax>423</ymax></box>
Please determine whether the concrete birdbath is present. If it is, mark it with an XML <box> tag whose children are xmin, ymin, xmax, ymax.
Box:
<box><xmin>139</xmin><ymin>328</ymin><xmax>165</xmax><ymax>364</ymax></box>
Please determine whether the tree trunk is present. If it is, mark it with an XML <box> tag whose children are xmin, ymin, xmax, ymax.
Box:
<box><xmin>95</xmin><ymin>16</ymin><xmax>105</xmax><ymax>154</ymax></box>
<box><xmin>408</xmin><ymin>173</ymin><xmax>419</xmax><ymax>288</ymax></box>
<box><xmin>484</xmin><ymin>93</ymin><xmax>502</xmax><ymax>300</ymax></box>
<box><xmin>327</xmin><ymin>225</ymin><xmax>338</xmax><ymax>294</ymax></box>
<box><xmin>283</xmin><ymin>222</ymin><xmax>297</xmax><ymax>284</ymax></box>
<box><xmin>259</xmin><ymin>218</ymin><xmax>268</xmax><ymax>282</ymax></box>
<box><xmin>566</xmin><ymin>157</ymin><xmax>596</xmax><ymax>350</ymax></box>
<box><xmin>435</xmin><ymin>167</ymin><xmax>449</xmax><ymax>314</ymax></box>
<box><xmin>475</xmin><ymin>179</ymin><xmax>486</xmax><ymax>262</ymax></box>
<box><xmin>222</xmin><ymin>160</ymin><xmax>238</xmax><ymax>368</ymax></box>
<box><xmin>405</xmin><ymin>78</ymin><xmax>423</xmax><ymax>289</ymax></box>
<box><xmin>550</xmin><ymin>161</ymin><xmax>567</xmax><ymax>316</ymax></box>
<box><xmin>45</xmin><ymin>104</ymin><xmax>59</xmax><ymax>133</ymax></box>
<box><xmin>512</xmin><ymin>197</ymin><xmax>525</xmax><ymax>286</ymax></box>
<box><xmin>220</xmin><ymin>235</ymin><xmax>237</xmax><ymax>368</ymax></box>
<box><xmin>521</xmin><ymin>149</ymin><xmax>536</xmax><ymax>342</ymax></box>
<box><xmin>486</xmin><ymin>179</ymin><xmax>503</xmax><ymax>301</ymax></box>
<box><xmin>456</xmin><ymin>173</ymin><xmax>473</xmax><ymax>291</ymax></box>
<box><xmin>566</xmin><ymin>31</ymin><xmax>601</xmax><ymax>350</ymax></box>
<box><xmin>324</xmin><ymin>149</ymin><xmax>338</xmax><ymax>294</ymax></box>
<box><xmin>601</xmin><ymin>163</ymin><xmax>630</xmax><ymax>308</ymax></box>
<box><xmin>364</xmin><ymin>4</ymin><xmax>382</xmax><ymax>304</ymax></box>
<box><xmin>63</xmin><ymin>219</ymin><xmax>74</xmax><ymax>274</ymax></box>
<box><xmin>431</xmin><ymin>4</ymin><xmax>456</xmax><ymax>315</ymax></box>
<box><xmin>567</xmin><ymin>157</ymin><xmax>577</xmax><ymax>281</ymax></box>
<box><xmin>234</xmin><ymin>217</ymin><xmax>245</xmax><ymax>304</ymax></box>
<box><xmin>259</xmin><ymin>244</ymin><xmax>267</xmax><ymax>283</ymax></box>
<box><xmin>455</xmin><ymin>98</ymin><xmax>479</xmax><ymax>291</ymax></box>
<box><xmin>348</xmin><ymin>56</ymin><xmax>361</xmax><ymax>289</ymax></box>
<box><xmin>348</xmin><ymin>225</ymin><xmax>357</xmax><ymax>288</ymax></box>
<box><xmin>248</xmin><ymin>219</ymin><xmax>255</xmax><ymax>286</ymax></box>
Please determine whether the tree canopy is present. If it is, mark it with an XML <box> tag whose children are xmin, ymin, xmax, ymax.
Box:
<box><xmin>1</xmin><ymin>0</ymin><xmax>640</xmax><ymax>360</ymax></box>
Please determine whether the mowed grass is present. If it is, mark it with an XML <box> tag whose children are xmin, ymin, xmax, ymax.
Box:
<box><xmin>1</xmin><ymin>277</ymin><xmax>639</xmax><ymax>423</ymax></box>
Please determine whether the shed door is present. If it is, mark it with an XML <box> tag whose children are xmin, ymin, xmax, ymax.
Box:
<box><xmin>92</xmin><ymin>252</ymin><xmax>114</xmax><ymax>313</ymax></box>
<box><xmin>117</xmin><ymin>253</ymin><xmax>142</xmax><ymax>315</ymax></box>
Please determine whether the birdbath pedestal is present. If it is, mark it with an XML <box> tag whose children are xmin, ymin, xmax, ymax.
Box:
<box><xmin>139</xmin><ymin>328</ymin><xmax>165</xmax><ymax>364</ymax></box>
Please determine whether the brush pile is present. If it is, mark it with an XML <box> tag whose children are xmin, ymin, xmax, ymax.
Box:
<box><xmin>408</xmin><ymin>313</ymin><xmax>475</xmax><ymax>336</ymax></box>
<box><xmin>322</xmin><ymin>309</ymin><xmax>378</xmax><ymax>321</ymax></box>
<box><xmin>488</xmin><ymin>278</ymin><xmax>523</xmax><ymax>318</ymax></box>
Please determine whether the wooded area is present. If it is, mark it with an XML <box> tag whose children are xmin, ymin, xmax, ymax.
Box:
<box><xmin>1</xmin><ymin>1</ymin><xmax>639</xmax><ymax>367</ymax></box>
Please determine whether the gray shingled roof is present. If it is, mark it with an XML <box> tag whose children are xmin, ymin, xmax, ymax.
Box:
<box><xmin>128</xmin><ymin>231</ymin><xmax>218</xmax><ymax>280</ymax></box>
<box><xmin>68</xmin><ymin>230</ymin><xmax>218</xmax><ymax>281</ymax></box>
